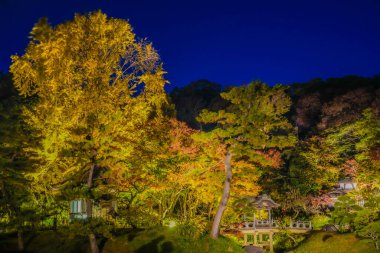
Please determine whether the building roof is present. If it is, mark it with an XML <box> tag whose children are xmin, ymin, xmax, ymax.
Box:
<box><xmin>327</xmin><ymin>189</ymin><xmax>347</xmax><ymax>198</ymax></box>
<box><xmin>249</xmin><ymin>194</ymin><xmax>279</xmax><ymax>209</ymax></box>
<box><xmin>338</xmin><ymin>177</ymin><xmax>355</xmax><ymax>184</ymax></box>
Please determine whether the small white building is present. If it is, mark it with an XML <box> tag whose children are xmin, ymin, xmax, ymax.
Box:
<box><xmin>69</xmin><ymin>199</ymin><xmax>117</xmax><ymax>220</ymax></box>
<box><xmin>327</xmin><ymin>177</ymin><xmax>364</xmax><ymax>207</ymax></box>
<box><xmin>337</xmin><ymin>178</ymin><xmax>357</xmax><ymax>190</ymax></box>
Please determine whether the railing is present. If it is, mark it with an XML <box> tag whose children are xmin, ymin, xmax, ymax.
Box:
<box><xmin>243</xmin><ymin>219</ymin><xmax>279</xmax><ymax>228</ymax></box>
<box><xmin>289</xmin><ymin>221</ymin><xmax>312</xmax><ymax>229</ymax></box>
<box><xmin>242</xmin><ymin>219</ymin><xmax>312</xmax><ymax>230</ymax></box>
<box><xmin>69</xmin><ymin>212</ymin><xmax>88</xmax><ymax>220</ymax></box>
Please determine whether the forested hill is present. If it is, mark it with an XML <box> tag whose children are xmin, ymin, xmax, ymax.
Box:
<box><xmin>290</xmin><ymin>75</ymin><xmax>380</xmax><ymax>138</ymax></box>
<box><xmin>170</xmin><ymin>75</ymin><xmax>380</xmax><ymax>137</ymax></box>
<box><xmin>169</xmin><ymin>80</ymin><xmax>227</xmax><ymax>129</ymax></box>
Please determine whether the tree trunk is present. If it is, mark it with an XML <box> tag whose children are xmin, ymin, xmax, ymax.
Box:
<box><xmin>87</xmin><ymin>164</ymin><xmax>99</xmax><ymax>253</ymax></box>
<box><xmin>210</xmin><ymin>148</ymin><xmax>232</xmax><ymax>239</ymax></box>
<box><xmin>286</xmin><ymin>232</ymin><xmax>297</xmax><ymax>247</ymax></box>
<box><xmin>53</xmin><ymin>216</ymin><xmax>57</xmax><ymax>230</ymax></box>
<box><xmin>17</xmin><ymin>230</ymin><xmax>24</xmax><ymax>252</ymax></box>
<box><xmin>3</xmin><ymin>182</ymin><xmax>24</xmax><ymax>252</ymax></box>
<box><xmin>86</xmin><ymin>164</ymin><xmax>95</xmax><ymax>219</ymax></box>
<box><xmin>87</xmin><ymin>164</ymin><xmax>95</xmax><ymax>188</ymax></box>
<box><xmin>89</xmin><ymin>233</ymin><xmax>99</xmax><ymax>253</ymax></box>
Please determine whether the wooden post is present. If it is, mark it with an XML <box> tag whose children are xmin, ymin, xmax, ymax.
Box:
<box><xmin>244</xmin><ymin>233</ymin><xmax>247</xmax><ymax>246</ymax></box>
<box><xmin>253</xmin><ymin>213</ymin><xmax>256</xmax><ymax>228</ymax></box>
<box><xmin>254</xmin><ymin>232</ymin><xmax>257</xmax><ymax>245</ymax></box>
<box><xmin>259</xmin><ymin>233</ymin><xmax>262</xmax><ymax>243</ymax></box>
<box><xmin>269</xmin><ymin>232</ymin><xmax>274</xmax><ymax>252</ymax></box>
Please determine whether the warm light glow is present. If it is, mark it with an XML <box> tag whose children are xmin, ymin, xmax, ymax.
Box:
<box><xmin>168</xmin><ymin>220</ymin><xmax>176</xmax><ymax>228</ymax></box>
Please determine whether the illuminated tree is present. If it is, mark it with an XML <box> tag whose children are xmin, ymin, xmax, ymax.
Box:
<box><xmin>197</xmin><ymin>81</ymin><xmax>296</xmax><ymax>239</ymax></box>
<box><xmin>140</xmin><ymin>119</ymin><xmax>224</xmax><ymax>232</ymax></box>
<box><xmin>326</xmin><ymin>109</ymin><xmax>380</xmax><ymax>174</ymax></box>
<box><xmin>167</xmin><ymin>119</ymin><xmax>225</xmax><ymax>228</ymax></box>
<box><xmin>10</xmin><ymin>11</ymin><xmax>168</xmax><ymax>253</ymax></box>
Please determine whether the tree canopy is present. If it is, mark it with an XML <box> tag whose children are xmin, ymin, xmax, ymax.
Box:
<box><xmin>10</xmin><ymin>11</ymin><xmax>169</xmax><ymax>253</ymax></box>
<box><xmin>197</xmin><ymin>81</ymin><xmax>297</xmax><ymax>238</ymax></box>
<box><xmin>1</xmin><ymin>9</ymin><xmax>379</xmax><ymax>253</ymax></box>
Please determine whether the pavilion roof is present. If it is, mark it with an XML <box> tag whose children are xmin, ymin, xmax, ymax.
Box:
<box><xmin>248</xmin><ymin>194</ymin><xmax>279</xmax><ymax>209</ymax></box>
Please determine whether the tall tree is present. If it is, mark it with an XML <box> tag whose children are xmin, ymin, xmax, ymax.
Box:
<box><xmin>10</xmin><ymin>11</ymin><xmax>168</xmax><ymax>253</ymax></box>
<box><xmin>197</xmin><ymin>81</ymin><xmax>296</xmax><ymax>239</ymax></box>
<box><xmin>0</xmin><ymin>73</ymin><xmax>33</xmax><ymax>251</ymax></box>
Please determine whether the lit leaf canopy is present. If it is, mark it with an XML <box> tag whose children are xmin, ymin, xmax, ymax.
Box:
<box><xmin>10</xmin><ymin>11</ymin><xmax>169</xmax><ymax>191</ymax></box>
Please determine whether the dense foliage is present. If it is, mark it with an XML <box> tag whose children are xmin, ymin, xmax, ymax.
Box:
<box><xmin>0</xmin><ymin>11</ymin><xmax>379</xmax><ymax>253</ymax></box>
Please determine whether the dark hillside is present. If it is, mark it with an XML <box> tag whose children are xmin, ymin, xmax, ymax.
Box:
<box><xmin>290</xmin><ymin>75</ymin><xmax>380</xmax><ymax>137</ymax></box>
<box><xmin>170</xmin><ymin>76</ymin><xmax>380</xmax><ymax>136</ymax></box>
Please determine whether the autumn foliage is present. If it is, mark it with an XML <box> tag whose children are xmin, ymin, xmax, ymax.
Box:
<box><xmin>0</xmin><ymin>9</ymin><xmax>379</xmax><ymax>253</ymax></box>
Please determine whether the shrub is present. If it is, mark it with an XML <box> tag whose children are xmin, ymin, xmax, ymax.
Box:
<box><xmin>311</xmin><ymin>215</ymin><xmax>330</xmax><ymax>230</ymax></box>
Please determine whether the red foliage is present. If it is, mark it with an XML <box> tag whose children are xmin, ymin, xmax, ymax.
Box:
<box><xmin>168</xmin><ymin>119</ymin><xmax>199</xmax><ymax>156</ymax></box>
<box><xmin>306</xmin><ymin>194</ymin><xmax>333</xmax><ymax>213</ymax></box>
<box><xmin>254</xmin><ymin>149</ymin><xmax>283</xmax><ymax>168</ymax></box>
<box><xmin>343</xmin><ymin>159</ymin><xmax>359</xmax><ymax>177</ymax></box>
<box><xmin>296</xmin><ymin>92</ymin><xmax>321</xmax><ymax>129</ymax></box>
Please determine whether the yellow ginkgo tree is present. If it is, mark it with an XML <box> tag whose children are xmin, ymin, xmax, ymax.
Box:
<box><xmin>10</xmin><ymin>11</ymin><xmax>168</xmax><ymax>253</ymax></box>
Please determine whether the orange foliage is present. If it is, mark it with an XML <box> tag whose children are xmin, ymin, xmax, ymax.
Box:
<box><xmin>343</xmin><ymin>159</ymin><xmax>359</xmax><ymax>177</ymax></box>
<box><xmin>254</xmin><ymin>149</ymin><xmax>283</xmax><ymax>168</ymax></box>
<box><xmin>168</xmin><ymin>119</ymin><xmax>199</xmax><ymax>156</ymax></box>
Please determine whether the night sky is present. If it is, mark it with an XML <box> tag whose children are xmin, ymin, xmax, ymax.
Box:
<box><xmin>1</xmin><ymin>0</ymin><xmax>380</xmax><ymax>88</ymax></box>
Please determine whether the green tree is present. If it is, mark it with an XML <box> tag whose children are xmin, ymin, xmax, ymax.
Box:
<box><xmin>289</xmin><ymin>136</ymin><xmax>340</xmax><ymax>195</ymax></box>
<box><xmin>10</xmin><ymin>11</ymin><xmax>168</xmax><ymax>253</ymax></box>
<box><xmin>285</xmin><ymin>108</ymin><xmax>379</xmax><ymax>200</ymax></box>
<box><xmin>0</xmin><ymin>73</ymin><xmax>34</xmax><ymax>251</ymax></box>
<box><xmin>331</xmin><ymin>194</ymin><xmax>380</xmax><ymax>249</ymax></box>
<box><xmin>331</xmin><ymin>195</ymin><xmax>362</xmax><ymax>232</ymax></box>
<box><xmin>357</xmin><ymin>220</ymin><xmax>380</xmax><ymax>250</ymax></box>
<box><xmin>197</xmin><ymin>81</ymin><xmax>296</xmax><ymax>239</ymax></box>
<box><xmin>326</xmin><ymin>109</ymin><xmax>380</xmax><ymax>183</ymax></box>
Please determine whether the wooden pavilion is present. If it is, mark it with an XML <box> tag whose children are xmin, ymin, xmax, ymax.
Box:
<box><xmin>240</xmin><ymin>194</ymin><xmax>311</xmax><ymax>252</ymax></box>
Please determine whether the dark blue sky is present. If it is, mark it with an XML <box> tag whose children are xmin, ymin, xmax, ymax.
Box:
<box><xmin>1</xmin><ymin>0</ymin><xmax>380</xmax><ymax>88</ymax></box>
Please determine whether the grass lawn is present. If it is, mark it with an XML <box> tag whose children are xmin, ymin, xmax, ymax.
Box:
<box><xmin>0</xmin><ymin>231</ymin><xmax>90</xmax><ymax>253</ymax></box>
<box><xmin>291</xmin><ymin>231</ymin><xmax>377</xmax><ymax>253</ymax></box>
<box><xmin>103</xmin><ymin>228</ymin><xmax>245</xmax><ymax>253</ymax></box>
<box><xmin>0</xmin><ymin>228</ymin><xmax>245</xmax><ymax>253</ymax></box>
